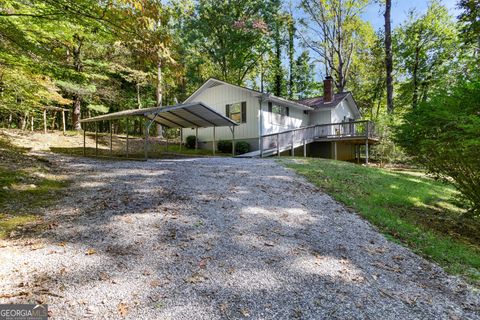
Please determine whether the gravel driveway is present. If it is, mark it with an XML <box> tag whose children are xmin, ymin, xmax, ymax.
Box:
<box><xmin>0</xmin><ymin>156</ymin><xmax>478</xmax><ymax>319</ymax></box>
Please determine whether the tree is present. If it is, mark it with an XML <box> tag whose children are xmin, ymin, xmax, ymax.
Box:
<box><xmin>395</xmin><ymin>76</ymin><xmax>480</xmax><ymax>217</ymax></box>
<box><xmin>394</xmin><ymin>1</ymin><xmax>458</xmax><ymax>109</ymax></box>
<box><xmin>458</xmin><ymin>0</ymin><xmax>480</xmax><ymax>56</ymax></box>
<box><xmin>299</xmin><ymin>0</ymin><xmax>369</xmax><ymax>92</ymax></box>
<box><xmin>384</xmin><ymin>0</ymin><xmax>394</xmax><ymax>114</ymax></box>
<box><xmin>188</xmin><ymin>0</ymin><xmax>271</xmax><ymax>84</ymax></box>
<box><xmin>293</xmin><ymin>51</ymin><xmax>319</xmax><ymax>99</ymax></box>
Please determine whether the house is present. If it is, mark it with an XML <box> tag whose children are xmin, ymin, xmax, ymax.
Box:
<box><xmin>182</xmin><ymin>77</ymin><xmax>377</xmax><ymax>161</ymax></box>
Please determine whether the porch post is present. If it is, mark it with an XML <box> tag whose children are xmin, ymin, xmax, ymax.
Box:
<box><xmin>365</xmin><ymin>139</ymin><xmax>369</xmax><ymax>165</ymax></box>
<box><xmin>212</xmin><ymin>126</ymin><xmax>216</xmax><ymax>156</ymax></box>
<box><xmin>303</xmin><ymin>139</ymin><xmax>307</xmax><ymax>158</ymax></box>
<box><xmin>333</xmin><ymin>141</ymin><xmax>337</xmax><ymax>160</ymax></box>
<box><xmin>126</xmin><ymin>118</ymin><xmax>129</xmax><ymax>159</ymax></box>
<box><xmin>195</xmin><ymin>127</ymin><xmax>198</xmax><ymax>150</ymax></box>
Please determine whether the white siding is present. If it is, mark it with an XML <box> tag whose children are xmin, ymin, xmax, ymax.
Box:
<box><xmin>309</xmin><ymin>110</ymin><xmax>331</xmax><ymax>125</ymax></box>
<box><xmin>332</xmin><ymin>99</ymin><xmax>356</xmax><ymax>123</ymax></box>
<box><xmin>260</xmin><ymin>103</ymin><xmax>308</xmax><ymax>135</ymax></box>
<box><xmin>182</xmin><ymin>84</ymin><xmax>260</xmax><ymax>142</ymax></box>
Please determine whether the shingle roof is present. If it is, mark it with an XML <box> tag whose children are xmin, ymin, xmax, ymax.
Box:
<box><xmin>296</xmin><ymin>92</ymin><xmax>351</xmax><ymax>109</ymax></box>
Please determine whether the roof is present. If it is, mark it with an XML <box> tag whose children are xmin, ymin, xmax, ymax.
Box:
<box><xmin>296</xmin><ymin>92</ymin><xmax>351</xmax><ymax>110</ymax></box>
<box><xmin>184</xmin><ymin>78</ymin><xmax>313</xmax><ymax>111</ymax></box>
<box><xmin>79</xmin><ymin>102</ymin><xmax>238</xmax><ymax>128</ymax></box>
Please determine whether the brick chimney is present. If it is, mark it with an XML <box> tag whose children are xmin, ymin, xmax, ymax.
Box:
<box><xmin>323</xmin><ymin>76</ymin><xmax>334</xmax><ymax>103</ymax></box>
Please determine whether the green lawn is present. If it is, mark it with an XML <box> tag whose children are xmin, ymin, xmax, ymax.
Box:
<box><xmin>281</xmin><ymin>158</ymin><xmax>480</xmax><ymax>286</ymax></box>
<box><xmin>0</xmin><ymin>137</ymin><xmax>68</xmax><ymax>239</ymax></box>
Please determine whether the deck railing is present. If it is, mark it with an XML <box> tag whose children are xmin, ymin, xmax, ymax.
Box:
<box><xmin>259</xmin><ymin>120</ymin><xmax>376</xmax><ymax>157</ymax></box>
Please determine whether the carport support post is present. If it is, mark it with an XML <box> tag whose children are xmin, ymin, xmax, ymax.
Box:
<box><xmin>212</xmin><ymin>126</ymin><xmax>216</xmax><ymax>156</ymax></box>
<box><xmin>144</xmin><ymin>120</ymin><xmax>149</xmax><ymax>160</ymax></box>
<box><xmin>195</xmin><ymin>127</ymin><xmax>198</xmax><ymax>150</ymax></box>
<box><xmin>43</xmin><ymin>109</ymin><xmax>47</xmax><ymax>133</ymax></box>
<box><xmin>291</xmin><ymin>131</ymin><xmax>295</xmax><ymax>156</ymax></box>
<box><xmin>276</xmin><ymin>134</ymin><xmax>280</xmax><ymax>157</ymax></box>
<box><xmin>62</xmin><ymin>111</ymin><xmax>66</xmax><ymax>134</ymax></box>
<box><xmin>232</xmin><ymin>126</ymin><xmax>235</xmax><ymax>157</ymax></box>
<box><xmin>83</xmin><ymin>125</ymin><xmax>86</xmax><ymax>156</ymax></box>
<box><xmin>179</xmin><ymin>129</ymin><xmax>182</xmax><ymax>152</ymax></box>
<box><xmin>126</xmin><ymin>118</ymin><xmax>129</xmax><ymax>158</ymax></box>
<box><xmin>303</xmin><ymin>139</ymin><xmax>307</xmax><ymax>158</ymax></box>
<box><xmin>110</xmin><ymin>120</ymin><xmax>113</xmax><ymax>157</ymax></box>
<box><xmin>95</xmin><ymin>122</ymin><xmax>98</xmax><ymax>157</ymax></box>
<box><xmin>365</xmin><ymin>139</ymin><xmax>369</xmax><ymax>165</ymax></box>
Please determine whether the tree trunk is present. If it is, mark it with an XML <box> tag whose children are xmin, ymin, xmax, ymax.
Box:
<box><xmin>412</xmin><ymin>47</ymin><xmax>420</xmax><ymax>108</ymax></box>
<box><xmin>384</xmin><ymin>0</ymin><xmax>394</xmax><ymax>114</ymax></box>
<box><xmin>72</xmin><ymin>95</ymin><xmax>82</xmax><ymax>130</ymax></box>
<box><xmin>156</xmin><ymin>59</ymin><xmax>163</xmax><ymax>138</ymax></box>
<box><xmin>136</xmin><ymin>83</ymin><xmax>142</xmax><ymax>109</ymax></box>
<box><xmin>72</xmin><ymin>34</ymin><xmax>84</xmax><ymax>130</ymax></box>
<box><xmin>288</xmin><ymin>16</ymin><xmax>295</xmax><ymax>99</ymax></box>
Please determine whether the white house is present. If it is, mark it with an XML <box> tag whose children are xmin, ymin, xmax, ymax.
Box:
<box><xmin>182</xmin><ymin>77</ymin><xmax>376</xmax><ymax>161</ymax></box>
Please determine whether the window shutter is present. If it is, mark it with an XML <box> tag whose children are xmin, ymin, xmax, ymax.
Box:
<box><xmin>286</xmin><ymin>107</ymin><xmax>290</xmax><ymax>117</ymax></box>
<box><xmin>241</xmin><ymin>101</ymin><xmax>247</xmax><ymax>123</ymax></box>
<box><xmin>226</xmin><ymin>104</ymin><xmax>230</xmax><ymax>118</ymax></box>
<box><xmin>268</xmin><ymin>102</ymin><xmax>272</xmax><ymax>113</ymax></box>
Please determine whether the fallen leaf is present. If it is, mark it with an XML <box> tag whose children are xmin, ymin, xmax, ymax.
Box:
<box><xmin>118</xmin><ymin>302</ymin><xmax>128</xmax><ymax>317</ymax></box>
<box><xmin>240</xmin><ymin>307</ymin><xmax>250</xmax><ymax>317</ymax></box>
<box><xmin>150</xmin><ymin>279</ymin><xmax>161</xmax><ymax>288</ymax></box>
<box><xmin>85</xmin><ymin>248</ymin><xmax>96</xmax><ymax>255</ymax></box>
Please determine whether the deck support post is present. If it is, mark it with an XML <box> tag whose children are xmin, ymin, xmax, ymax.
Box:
<box><xmin>43</xmin><ymin>109</ymin><xmax>47</xmax><ymax>134</ymax></box>
<box><xmin>195</xmin><ymin>127</ymin><xmax>198</xmax><ymax>150</ymax></box>
<box><xmin>126</xmin><ymin>118</ymin><xmax>129</xmax><ymax>159</ymax></box>
<box><xmin>212</xmin><ymin>126</ymin><xmax>216</xmax><ymax>156</ymax></box>
<box><xmin>303</xmin><ymin>139</ymin><xmax>307</xmax><ymax>158</ymax></box>
<box><xmin>83</xmin><ymin>125</ymin><xmax>86</xmax><ymax>156</ymax></box>
<box><xmin>259</xmin><ymin>135</ymin><xmax>263</xmax><ymax>158</ymax></box>
<box><xmin>356</xmin><ymin>145</ymin><xmax>360</xmax><ymax>163</ymax></box>
<box><xmin>110</xmin><ymin>120</ymin><xmax>113</xmax><ymax>157</ymax></box>
<box><xmin>95</xmin><ymin>122</ymin><xmax>98</xmax><ymax>157</ymax></box>
<box><xmin>333</xmin><ymin>141</ymin><xmax>337</xmax><ymax>160</ymax></box>
<box><xmin>276</xmin><ymin>134</ymin><xmax>280</xmax><ymax>157</ymax></box>
<box><xmin>365</xmin><ymin>139</ymin><xmax>369</xmax><ymax>165</ymax></box>
<box><xmin>62</xmin><ymin>111</ymin><xmax>66</xmax><ymax>134</ymax></box>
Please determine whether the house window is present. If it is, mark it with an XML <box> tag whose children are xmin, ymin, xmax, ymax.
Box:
<box><xmin>268</xmin><ymin>102</ymin><xmax>289</xmax><ymax>116</ymax></box>
<box><xmin>226</xmin><ymin>102</ymin><xmax>246</xmax><ymax>123</ymax></box>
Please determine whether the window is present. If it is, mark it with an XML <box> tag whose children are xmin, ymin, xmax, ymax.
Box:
<box><xmin>268</xmin><ymin>102</ymin><xmax>289</xmax><ymax>125</ymax></box>
<box><xmin>226</xmin><ymin>102</ymin><xmax>246</xmax><ymax>123</ymax></box>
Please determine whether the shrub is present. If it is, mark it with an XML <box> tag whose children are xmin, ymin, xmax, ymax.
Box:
<box><xmin>235</xmin><ymin>141</ymin><xmax>250</xmax><ymax>155</ymax></box>
<box><xmin>217</xmin><ymin>140</ymin><xmax>232</xmax><ymax>153</ymax></box>
<box><xmin>395</xmin><ymin>78</ymin><xmax>480</xmax><ymax>217</ymax></box>
<box><xmin>185</xmin><ymin>135</ymin><xmax>197</xmax><ymax>149</ymax></box>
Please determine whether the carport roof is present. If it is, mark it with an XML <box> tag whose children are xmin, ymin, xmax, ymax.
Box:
<box><xmin>79</xmin><ymin>102</ymin><xmax>238</xmax><ymax>128</ymax></box>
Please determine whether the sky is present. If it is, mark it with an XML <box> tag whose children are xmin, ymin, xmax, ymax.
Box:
<box><xmin>362</xmin><ymin>0</ymin><xmax>461</xmax><ymax>30</ymax></box>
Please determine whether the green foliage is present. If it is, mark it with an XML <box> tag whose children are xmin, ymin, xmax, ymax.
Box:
<box><xmin>185</xmin><ymin>135</ymin><xmax>197</xmax><ymax>149</ymax></box>
<box><xmin>234</xmin><ymin>141</ymin><xmax>250</xmax><ymax>155</ymax></box>
<box><xmin>293</xmin><ymin>51</ymin><xmax>319</xmax><ymax>99</ymax></box>
<box><xmin>217</xmin><ymin>140</ymin><xmax>232</xmax><ymax>153</ymax></box>
<box><xmin>283</xmin><ymin>158</ymin><xmax>480</xmax><ymax>285</ymax></box>
<box><xmin>395</xmin><ymin>78</ymin><xmax>480</xmax><ymax>217</ymax></box>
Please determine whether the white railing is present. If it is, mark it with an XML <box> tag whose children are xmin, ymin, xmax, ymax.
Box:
<box><xmin>259</xmin><ymin>120</ymin><xmax>375</xmax><ymax>157</ymax></box>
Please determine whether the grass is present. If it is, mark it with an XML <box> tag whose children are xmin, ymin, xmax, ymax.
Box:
<box><xmin>0</xmin><ymin>136</ymin><xmax>68</xmax><ymax>239</ymax></box>
<box><xmin>281</xmin><ymin>158</ymin><xmax>480</xmax><ymax>286</ymax></box>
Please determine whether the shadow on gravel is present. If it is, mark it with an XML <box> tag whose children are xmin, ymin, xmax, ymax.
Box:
<box><xmin>17</xmin><ymin>158</ymin><xmax>480</xmax><ymax>319</ymax></box>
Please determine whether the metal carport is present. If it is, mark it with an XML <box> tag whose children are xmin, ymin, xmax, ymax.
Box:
<box><xmin>80</xmin><ymin>102</ymin><xmax>238</xmax><ymax>159</ymax></box>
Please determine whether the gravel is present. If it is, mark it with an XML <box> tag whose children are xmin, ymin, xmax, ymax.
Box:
<box><xmin>0</xmin><ymin>155</ymin><xmax>479</xmax><ymax>319</ymax></box>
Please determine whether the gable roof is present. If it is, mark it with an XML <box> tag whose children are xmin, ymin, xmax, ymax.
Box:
<box><xmin>184</xmin><ymin>78</ymin><xmax>313</xmax><ymax>111</ymax></box>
